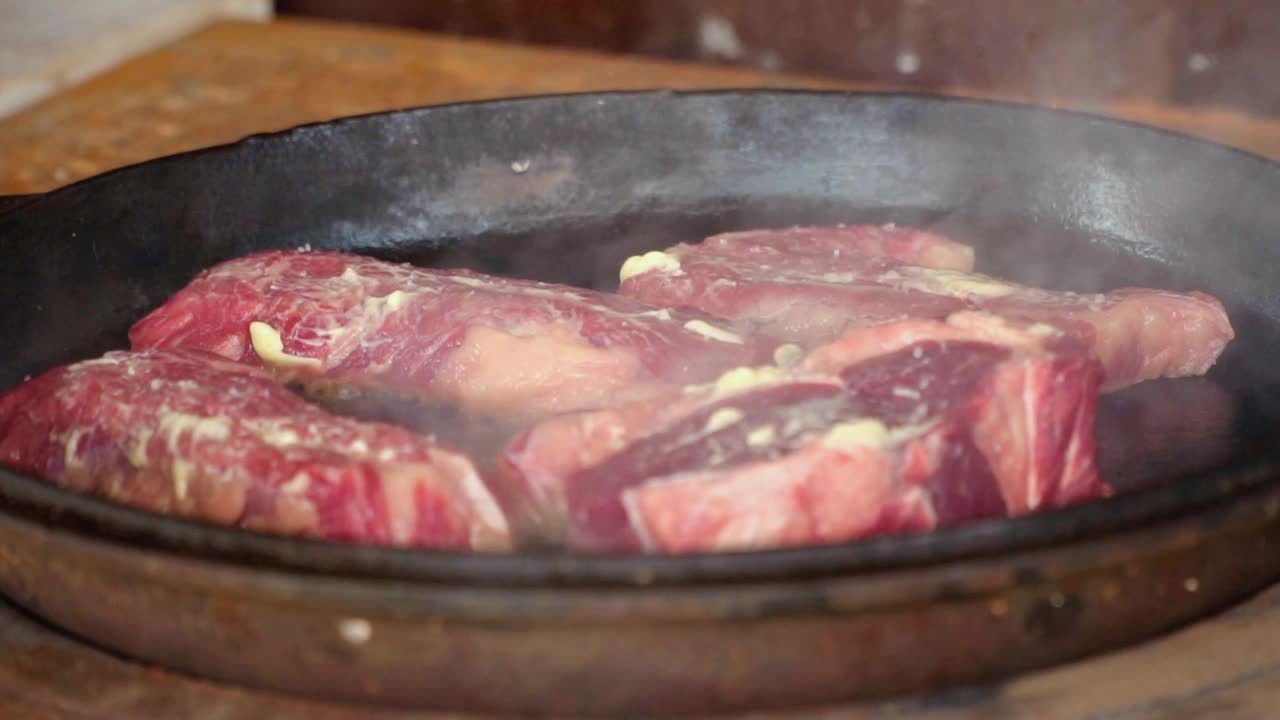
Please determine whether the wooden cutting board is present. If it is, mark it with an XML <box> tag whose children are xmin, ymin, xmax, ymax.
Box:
<box><xmin>0</xmin><ymin>0</ymin><xmax>270</xmax><ymax>118</ymax></box>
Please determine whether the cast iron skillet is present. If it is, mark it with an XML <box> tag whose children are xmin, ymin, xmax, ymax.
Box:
<box><xmin>1</xmin><ymin>91</ymin><xmax>1280</xmax><ymax>716</ymax></box>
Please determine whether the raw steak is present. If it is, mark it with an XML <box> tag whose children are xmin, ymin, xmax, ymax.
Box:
<box><xmin>972</xmin><ymin>285</ymin><xmax>1232</xmax><ymax>392</ymax></box>
<box><xmin>129</xmin><ymin>251</ymin><xmax>775</xmax><ymax>421</ymax></box>
<box><xmin>618</xmin><ymin>225</ymin><xmax>973</xmax><ymax>347</ymax></box>
<box><xmin>0</xmin><ymin>350</ymin><xmax>510</xmax><ymax>550</ymax></box>
<box><xmin>618</xmin><ymin>226</ymin><xmax>1233</xmax><ymax>390</ymax></box>
<box><xmin>654</xmin><ymin>224</ymin><xmax>979</xmax><ymax>272</ymax></box>
<box><xmin>500</xmin><ymin>313</ymin><xmax>1106</xmax><ymax>552</ymax></box>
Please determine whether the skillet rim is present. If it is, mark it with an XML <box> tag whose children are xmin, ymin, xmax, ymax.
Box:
<box><xmin>7</xmin><ymin>88</ymin><xmax>1280</xmax><ymax>212</ymax></box>
<box><xmin>1</xmin><ymin>88</ymin><xmax>1278</xmax><ymax>588</ymax></box>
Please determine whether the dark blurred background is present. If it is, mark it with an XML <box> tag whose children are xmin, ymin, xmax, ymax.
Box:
<box><xmin>277</xmin><ymin>0</ymin><xmax>1278</xmax><ymax>115</ymax></box>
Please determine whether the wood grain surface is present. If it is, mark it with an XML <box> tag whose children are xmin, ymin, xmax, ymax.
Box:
<box><xmin>2</xmin><ymin>17</ymin><xmax>1280</xmax><ymax>718</ymax></box>
<box><xmin>0</xmin><ymin>0</ymin><xmax>270</xmax><ymax>119</ymax></box>
<box><xmin>1</xmin><ymin>18</ymin><xmax>1279</xmax><ymax>196</ymax></box>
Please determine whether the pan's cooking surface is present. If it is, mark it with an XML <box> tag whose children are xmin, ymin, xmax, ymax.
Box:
<box><xmin>1</xmin><ymin>91</ymin><xmax>1280</xmax><ymax>714</ymax></box>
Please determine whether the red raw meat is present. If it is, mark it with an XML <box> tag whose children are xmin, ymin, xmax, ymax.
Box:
<box><xmin>618</xmin><ymin>225</ymin><xmax>972</xmax><ymax>347</ymax></box>
<box><xmin>686</xmin><ymin>225</ymin><xmax>978</xmax><ymax>271</ymax></box>
<box><xmin>500</xmin><ymin>313</ymin><xmax>1107</xmax><ymax>553</ymax></box>
<box><xmin>874</xmin><ymin>265</ymin><xmax>1234</xmax><ymax>390</ymax></box>
<box><xmin>129</xmin><ymin>251</ymin><xmax>775</xmax><ymax>420</ymax></box>
<box><xmin>978</xmin><ymin>287</ymin><xmax>1233</xmax><ymax>391</ymax></box>
<box><xmin>0</xmin><ymin>350</ymin><xmax>510</xmax><ymax>550</ymax></box>
<box><xmin>619</xmin><ymin>226</ymin><xmax>1233</xmax><ymax>389</ymax></box>
<box><xmin>804</xmin><ymin>313</ymin><xmax>1105</xmax><ymax>515</ymax></box>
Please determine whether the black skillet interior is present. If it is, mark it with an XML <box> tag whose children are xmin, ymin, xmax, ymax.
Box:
<box><xmin>1</xmin><ymin>90</ymin><xmax>1279</xmax><ymax>587</ymax></box>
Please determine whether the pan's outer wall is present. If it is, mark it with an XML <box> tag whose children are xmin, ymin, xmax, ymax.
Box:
<box><xmin>2</xmin><ymin>92</ymin><xmax>1280</xmax><ymax>714</ymax></box>
<box><xmin>1</xmin><ymin>478</ymin><xmax>1279</xmax><ymax>714</ymax></box>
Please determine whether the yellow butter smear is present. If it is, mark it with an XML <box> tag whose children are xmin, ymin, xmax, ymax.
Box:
<box><xmin>903</xmin><ymin>268</ymin><xmax>1016</xmax><ymax>298</ymax></box>
<box><xmin>713</xmin><ymin>365</ymin><xmax>791</xmax><ymax>394</ymax></box>
<box><xmin>248</xmin><ymin>321</ymin><xmax>323</xmax><ymax>370</ymax></box>
<box><xmin>705</xmin><ymin>407</ymin><xmax>745</xmax><ymax>432</ymax></box>
<box><xmin>821</xmin><ymin>419</ymin><xmax>889</xmax><ymax>452</ymax></box>
<box><xmin>747</xmin><ymin>425</ymin><xmax>777</xmax><ymax>447</ymax></box>
<box><xmin>773</xmin><ymin>343</ymin><xmax>805</xmax><ymax>368</ymax></box>
<box><xmin>382</xmin><ymin>290</ymin><xmax>408</xmax><ymax>310</ymax></box>
<box><xmin>619</xmin><ymin>250</ymin><xmax>681</xmax><ymax>282</ymax></box>
<box><xmin>684</xmin><ymin>319</ymin><xmax>744</xmax><ymax>344</ymax></box>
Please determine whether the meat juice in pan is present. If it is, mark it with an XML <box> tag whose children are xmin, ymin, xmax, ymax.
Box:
<box><xmin>0</xmin><ymin>212</ymin><xmax>1239</xmax><ymax>548</ymax></box>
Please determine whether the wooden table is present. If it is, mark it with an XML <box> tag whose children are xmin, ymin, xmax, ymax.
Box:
<box><xmin>2</xmin><ymin>18</ymin><xmax>1280</xmax><ymax>719</ymax></box>
<box><xmin>4</xmin><ymin>18</ymin><xmax>1280</xmax><ymax>195</ymax></box>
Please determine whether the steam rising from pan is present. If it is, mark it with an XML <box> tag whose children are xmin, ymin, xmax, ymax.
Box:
<box><xmin>2</xmin><ymin>92</ymin><xmax>1274</xmax><ymax>549</ymax></box>
<box><xmin>346</xmin><ymin>203</ymin><xmax>1259</xmax><ymax>502</ymax></box>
